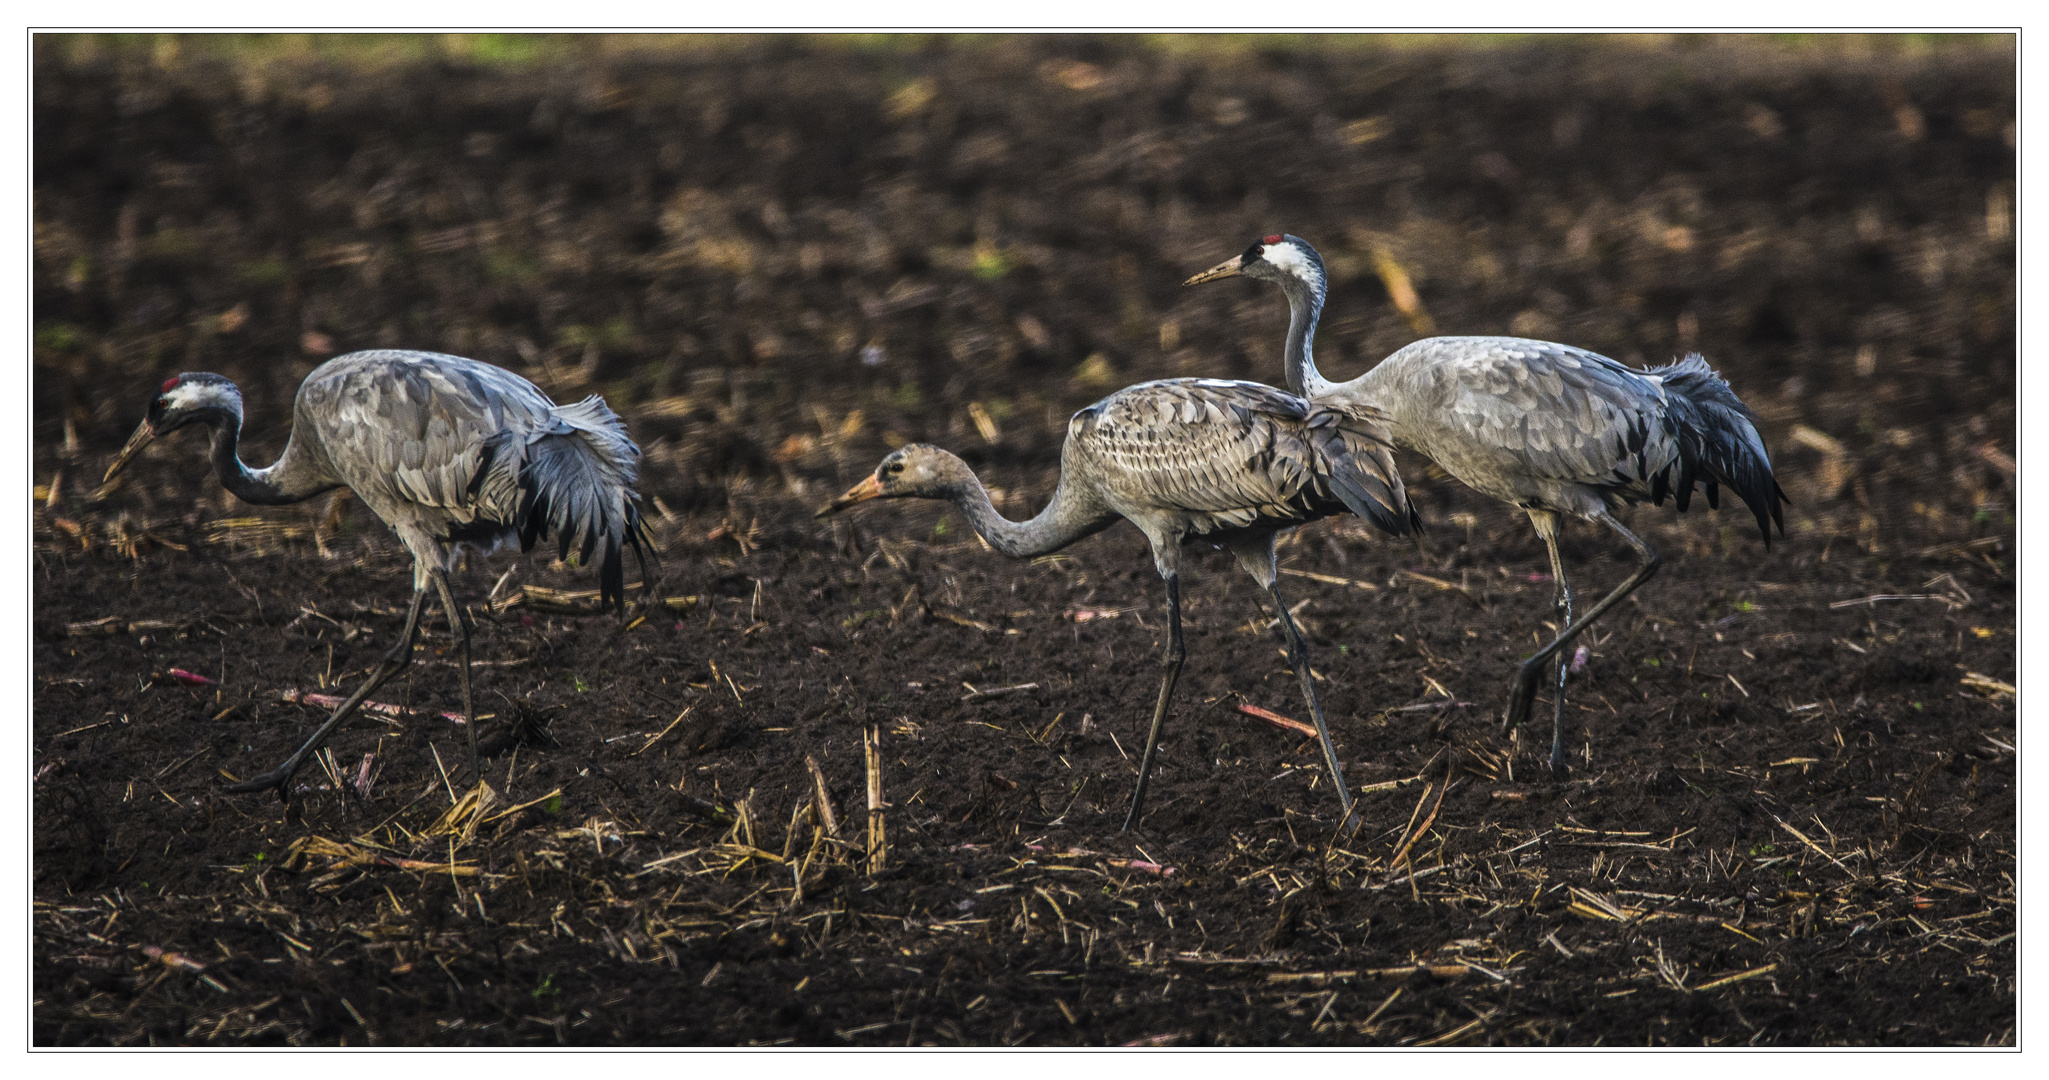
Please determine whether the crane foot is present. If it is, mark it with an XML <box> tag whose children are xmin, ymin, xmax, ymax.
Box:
<box><xmin>1502</xmin><ymin>662</ymin><xmax>1543</xmax><ymax>731</ymax></box>
<box><xmin>223</xmin><ymin>765</ymin><xmax>298</xmax><ymax>802</ymax></box>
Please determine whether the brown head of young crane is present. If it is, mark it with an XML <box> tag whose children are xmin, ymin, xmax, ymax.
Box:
<box><xmin>818</xmin><ymin>376</ymin><xmax>1415</xmax><ymax>832</ymax></box>
<box><xmin>1189</xmin><ymin>234</ymin><xmax>1786</xmax><ymax>776</ymax></box>
<box><xmin>105</xmin><ymin>350</ymin><xmax>655</xmax><ymax>798</ymax></box>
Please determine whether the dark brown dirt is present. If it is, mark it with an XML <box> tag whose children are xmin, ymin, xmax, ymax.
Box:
<box><xmin>33</xmin><ymin>35</ymin><xmax>2014</xmax><ymax>1046</ymax></box>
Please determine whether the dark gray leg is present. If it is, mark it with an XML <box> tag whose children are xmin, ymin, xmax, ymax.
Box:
<box><xmin>1547</xmin><ymin>548</ymin><xmax>1575</xmax><ymax>779</ymax></box>
<box><xmin>1504</xmin><ymin>512</ymin><xmax>1661</xmax><ymax>776</ymax></box>
<box><xmin>430</xmin><ymin>569</ymin><xmax>481</xmax><ymax>784</ymax></box>
<box><xmin>227</xmin><ymin>587</ymin><xmax>429</xmax><ymax>799</ymax></box>
<box><xmin>1516</xmin><ymin>510</ymin><xmax>1577</xmax><ymax>777</ymax></box>
<box><xmin>1122</xmin><ymin>575</ymin><xmax>1185</xmax><ymax>833</ymax></box>
<box><xmin>1267</xmin><ymin>579</ymin><xmax>1358</xmax><ymax>830</ymax></box>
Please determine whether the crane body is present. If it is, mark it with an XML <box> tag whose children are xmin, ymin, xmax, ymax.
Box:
<box><xmin>1189</xmin><ymin>236</ymin><xmax>1785</xmax><ymax>774</ymax></box>
<box><xmin>819</xmin><ymin>376</ymin><xmax>1412</xmax><ymax>831</ymax></box>
<box><xmin>106</xmin><ymin>349</ymin><xmax>653</xmax><ymax>797</ymax></box>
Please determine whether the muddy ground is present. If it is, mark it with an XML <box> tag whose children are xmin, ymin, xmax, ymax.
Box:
<box><xmin>31</xmin><ymin>35</ymin><xmax>2015</xmax><ymax>1045</ymax></box>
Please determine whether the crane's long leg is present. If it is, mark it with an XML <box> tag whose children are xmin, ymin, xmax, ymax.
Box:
<box><xmin>1267</xmin><ymin>578</ymin><xmax>1358</xmax><ymax>831</ymax></box>
<box><xmin>1515</xmin><ymin>510</ymin><xmax>1577</xmax><ymax>778</ymax></box>
<box><xmin>429</xmin><ymin>569</ymin><xmax>481</xmax><ymax>785</ymax></box>
<box><xmin>1546</xmin><ymin>541</ymin><xmax>1575</xmax><ymax>778</ymax></box>
<box><xmin>226</xmin><ymin>587</ymin><xmax>429</xmax><ymax>799</ymax></box>
<box><xmin>1122</xmin><ymin>575</ymin><xmax>1185</xmax><ymax>833</ymax></box>
<box><xmin>1504</xmin><ymin>511</ymin><xmax>1661</xmax><ymax>776</ymax></box>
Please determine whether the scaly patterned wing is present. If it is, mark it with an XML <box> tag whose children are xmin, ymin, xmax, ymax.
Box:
<box><xmin>1405</xmin><ymin>337</ymin><xmax>1683</xmax><ymax>498</ymax></box>
<box><xmin>1068</xmin><ymin>378</ymin><xmax>1381</xmax><ymax>535</ymax></box>
<box><xmin>297</xmin><ymin>351</ymin><xmax>557</xmax><ymax>529</ymax></box>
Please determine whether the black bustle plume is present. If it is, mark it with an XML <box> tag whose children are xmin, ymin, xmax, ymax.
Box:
<box><xmin>1651</xmin><ymin>355</ymin><xmax>1788</xmax><ymax>545</ymax></box>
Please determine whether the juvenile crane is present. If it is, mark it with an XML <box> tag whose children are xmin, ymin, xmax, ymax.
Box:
<box><xmin>1188</xmin><ymin>235</ymin><xmax>1785</xmax><ymax>775</ymax></box>
<box><xmin>818</xmin><ymin>377</ymin><xmax>1414</xmax><ymax>831</ymax></box>
<box><xmin>105</xmin><ymin>349</ymin><xmax>654</xmax><ymax>797</ymax></box>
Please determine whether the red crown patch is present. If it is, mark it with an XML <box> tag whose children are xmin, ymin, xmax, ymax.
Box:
<box><xmin>1262</xmin><ymin>234</ymin><xmax>1284</xmax><ymax>245</ymax></box>
<box><xmin>159</xmin><ymin>376</ymin><xmax>181</xmax><ymax>393</ymax></box>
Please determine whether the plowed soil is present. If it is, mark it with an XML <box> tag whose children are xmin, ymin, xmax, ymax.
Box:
<box><xmin>32</xmin><ymin>35</ymin><xmax>2014</xmax><ymax>1046</ymax></box>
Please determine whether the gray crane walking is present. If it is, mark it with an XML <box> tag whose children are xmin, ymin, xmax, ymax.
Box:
<box><xmin>1188</xmin><ymin>235</ymin><xmax>1785</xmax><ymax>775</ymax></box>
<box><xmin>817</xmin><ymin>377</ymin><xmax>1414</xmax><ymax>831</ymax></box>
<box><xmin>105</xmin><ymin>349</ymin><xmax>654</xmax><ymax>798</ymax></box>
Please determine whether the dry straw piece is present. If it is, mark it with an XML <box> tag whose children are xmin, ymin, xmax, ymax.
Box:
<box><xmin>491</xmin><ymin>583</ymin><xmax>700</xmax><ymax>616</ymax></box>
<box><xmin>805</xmin><ymin>755</ymin><xmax>841</xmax><ymax>838</ymax></box>
<box><xmin>864</xmin><ymin>727</ymin><xmax>887</xmax><ymax>875</ymax></box>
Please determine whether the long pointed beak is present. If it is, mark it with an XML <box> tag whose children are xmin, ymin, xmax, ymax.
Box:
<box><xmin>1183</xmin><ymin>254</ymin><xmax>1245</xmax><ymax>287</ymax></box>
<box><xmin>816</xmin><ymin>473</ymin><xmax>884</xmax><ymax>518</ymax></box>
<box><xmin>103</xmin><ymin>419</ymin><xmax>157</xmax><ymax>483</ymax></box>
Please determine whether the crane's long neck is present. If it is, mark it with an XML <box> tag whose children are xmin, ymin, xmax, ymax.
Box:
<box><xmin>205</xmin><ymin>410</ymin><xmax>328</xmax><ymax>506</ymax></box>
<box><xmin>1279</xmin><ymin>275</ymin><xmax>1339</xmax><ymax>400</ymax></box>
<box><xmin>943</xmin><ymin>460</ymin><xmax>1113</xmax><ymax>559</ymax></box>
<box><xmin>1275</xmin><ymin>274</ymin><xmax>1402</xmax><ymax>413</ymax></box>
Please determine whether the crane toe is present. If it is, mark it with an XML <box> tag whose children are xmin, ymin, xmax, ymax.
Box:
<box><xmin>222</xmin><ymin>767</ymin><xmax>295</xmax><ymax>800</ymax></box>
<box><xmin>1504</xmin><ymin>661</ymin><xmax>1545</xmax><ymax>730</ymax></box>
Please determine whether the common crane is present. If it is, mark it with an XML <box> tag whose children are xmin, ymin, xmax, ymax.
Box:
<box><xmin>105</xmin><ymin>349</ymin><xmax>654</xmax><ymax>798</ymax></box>
<box><xmin>1188</xmin><ymin>235</ymin><xmax>1785</xmax><ymax>775</ymax></box>
<box><xmin>818</xmin><ymin>376</ymin><xmax>1413</xmax><ymax>831</ymax></box>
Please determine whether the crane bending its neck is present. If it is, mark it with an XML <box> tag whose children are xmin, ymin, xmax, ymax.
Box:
<box><xmin>949</xmin><ymin>470</ymin><xmax>1115</xmax><ymax>559</ymax></box>
<box><xmin>820</xmin><ymin>446</ymin><xmax>1116</xmax><ymax>559</ymax></box>
<box><xmin>107</xmin><ymin>375</ymin><xmax>336</xmax><ymax>506</ymax></box>
<box><xmin>203</xmin><ymin>407</ymin><xmax>316</xmax><ymax>505</ymax></box>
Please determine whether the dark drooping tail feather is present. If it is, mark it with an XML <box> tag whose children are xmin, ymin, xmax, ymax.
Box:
<box><xmin>1306</xmin><ymin>410</ymin><xmax>1415</xmax><ymax>538</ymax></box>
<box><xmin>476</xmin><ymin>397</ymin><xmax>657</xmax><ymax>616</ymax></box>
<box><xmin>1652</xmin><ymin>354</ymin><xmax>1788</xmax><ymax>546</ymax></box>
<box><xmin>593</xmin><ymin>505</ymin><xmax>659</xmax><ymax>616</ymax></box>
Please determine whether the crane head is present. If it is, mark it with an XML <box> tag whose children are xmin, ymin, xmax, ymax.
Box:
<box><xmin>104</xmin><ymin>373</ymin><xmax>243</xmax><ymax>482</ymax></box>
<box><xmin>816</xmin><ymin>445</ymin><xmax>954</xmax><ymax>517</ymax></box>
<box><xmin>1184</xmin><ymin>234</ymin><xmax>1326</xmax><ymax>292</ymax></box>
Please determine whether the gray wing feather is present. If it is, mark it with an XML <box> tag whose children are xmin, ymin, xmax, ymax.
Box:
<box><xmin>297</xmin><ymin>351</ymin><xmax>556</xmax><ymax>528</ymax></box>
<box><xmin>1391</xmin><ymin>337</ymin><xmax>1683</xmax><ymax>505</ymax></box>
<box><xmin>1307</xmin><ymin>400</ymin><xmax>1415</xmax><ymax>536</ymax></box>
<box><xmin>1069</xmin><ymin>379</ymin><xmax>1410</xmax><ymax>537</ymax></box>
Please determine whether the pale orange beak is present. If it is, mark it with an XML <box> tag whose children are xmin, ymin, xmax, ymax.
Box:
<box><xmin>817</xmin><ymin>473</ymin><xmax>885</xmax><ymax>518</ymax></box>
<box><xmin>103</xmin><ymin>418</ymin><xmax>157</xmax><ymax>483</ymax></box>
<box><xmin>1183</xmin><ymin>254</ymin><xmax>1245</xmax><ymax>287</ymax></box>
